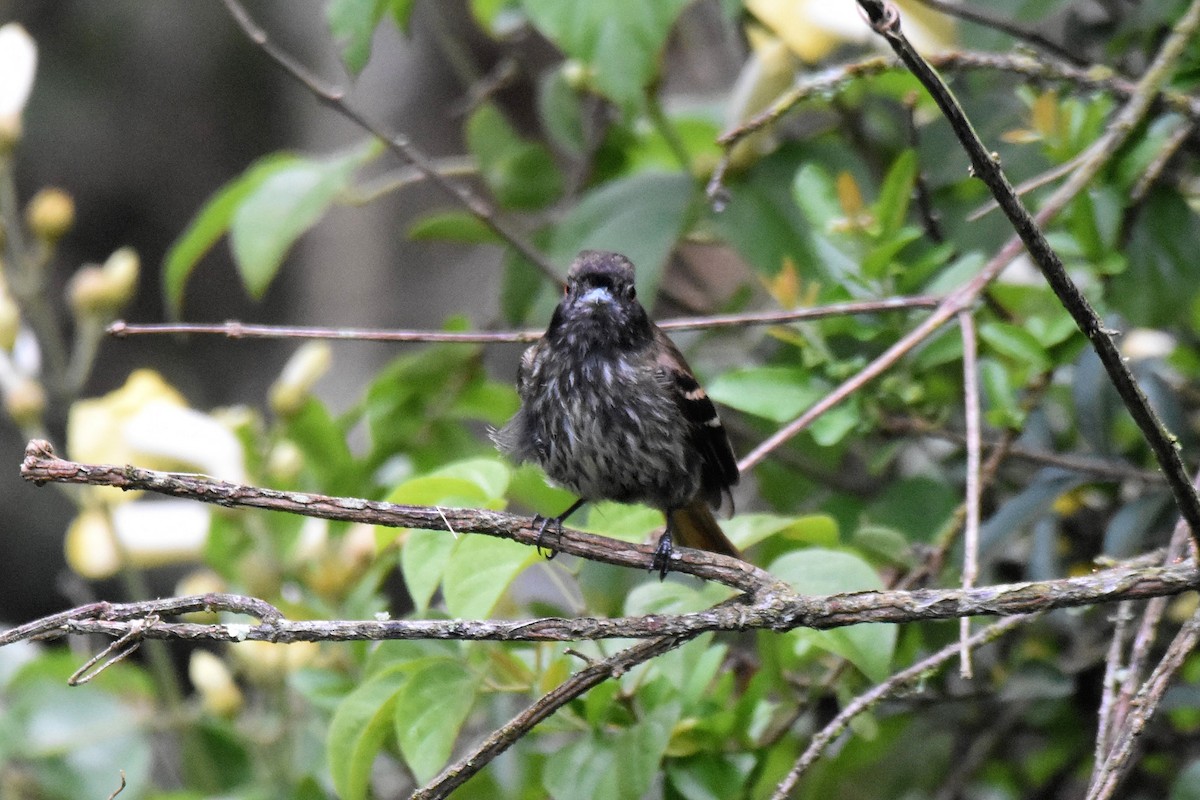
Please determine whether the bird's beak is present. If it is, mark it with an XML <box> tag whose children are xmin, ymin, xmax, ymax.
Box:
<box><xmin>577</xmin><ymin>286</ymin><xmax>614</xmax><ymax>306</ymax></box>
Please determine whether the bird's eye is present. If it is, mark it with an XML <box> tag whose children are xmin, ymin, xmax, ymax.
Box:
<box><xmin>562</xmin><ymin>283</ymin><xmax>569</xmax><ymax>296</ymax></box>
<box><xmin>627</xmin><ymin>285</ymin><xmax>637</xmax><ymax>299</ymax></box>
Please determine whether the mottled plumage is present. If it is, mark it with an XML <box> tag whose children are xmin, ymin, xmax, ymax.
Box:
<box><xmin>492</xmin><ymin>250</ymin><xmax>739</xmax><ymax>575</ymax></box>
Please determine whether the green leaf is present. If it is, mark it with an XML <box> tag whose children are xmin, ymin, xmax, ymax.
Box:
<box><xmin>407</xmin><ymin>210</ymin><xmax>500</xmax><ymax>244</ymax></box>
<box><xmin>162</xmin><ymin>152</ymin><xmax>297</xmax><ymax>318</ymax></box>
<box><xmin>770</xmin><ymin>548</ymin><xmax>896</xmax><ymax>681</ymax></box>
<box><xmin>547</xmin><ymin>171</ymin><xmax>694</xmax><ymax>305</ymax></box>
<box><xmin>284</xmin><ymin>397</ymin><xmax>359</xmax><ymax>495</ymax></box>
<box><xmin>230</xmin><ymin>142</ymin><xmax>379</xmax><ymax>298</ymax></box>
<box><xmin>538</xmin><ymin>66</ymin><xmax>588</xmax><ymax>155</ymax></box>
<box><xmin>389</xmin><ymin>0</ymin><xmax>416</xmax><ymax>30</ymax></box>
<box><xmin>543</xmin><ymin>702</ymin><xmax>680</xmax><ymax>800</ymax></box>
<box><xmin>327</xmin><ymin>0</ymin><xmax>388</xmax><ymax>75</ymax></box>
<box><xmin>852</xmin><ymin>524</ymin><xmax>915</xmax><ymax>567</ymax></box>
<box><xmin>979</xmin><ymin>321</ymin><xmax>1052</xmax><ymax>372</ymax></box>
<box><xmin>722</xmin><ymin>513</ymin><xmax>840</xmax><ymax>550</ymax></box>
<box><xmin>430</xmin><ymin>457</ymin><xmax>511</xmax><ymax>500</ymax></box>
<box><xmin>521</xmin><ymin>0</ymin><xmax>691</xmax><ymax>113</ymax></box>
<box><xmin>1111</xmin><ymin>187</ymin><xmax>1200</xmax><ymax>327</ymax></box>
<box><xmin>980</xmin><ymin>357</ymin><xmax>1023</xmax><ymax>428</ymax></box>
<box><xmin>580</xmin><ymin>500</ymin><xmax>664</xmax><ymax>541</ymax></box>
<box><xmin>706</xmin><ymin>366</ymin><xmax>818</xmax><ymax>423</ymax></box>
<box><xmin>466</xmin><ymin>104</ymin><xmax>562</xmax><ymax>209</ymax></box>
<box><xmin>327</xmin><ymin>667</ymin><xmax>409</xmax><ymax>800</ymax></box>
<box><xmin>874</xmin><ymin>149</ymin><xmax>917</xmax><ymax>237</ymax></box>
<box><xmin>443</xmin><ymin>536</ymin><xmax>535</xmax><ymax>618</ymax></box>
<box><xmin>810</xmin><ymin>400</ymin><xmax>859</xmax><ymax>447</ymax></box>
<box><xmin>395</xmin><ymin>660</ymin><xmax>478</xmax><ymax>783</ymax></box>
<box><xmin>624</xmin><ymin>580</ymin><xmax>732</xmax><ymax>616</ymax></box>
<box><xmin>399</xmin><ymin>529</ymin><xmax>456</xmax><ymax>612</ymax></box>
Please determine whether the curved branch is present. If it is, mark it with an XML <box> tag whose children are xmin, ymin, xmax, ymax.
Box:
<box><xmin>19</xmin><ymin>439</ymin><xmax>770</xmax><ymax>594</ymax></box>
<box><xmin>855</xmin><ymin>0</ymin><xmax>1200</xmax><ymax>551</ymax></box>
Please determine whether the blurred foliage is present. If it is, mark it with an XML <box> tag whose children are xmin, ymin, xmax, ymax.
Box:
<box><xmin>5</xmin><ymin>1</ymin><xmax>1200</xmax><ymax>799</ymax></box>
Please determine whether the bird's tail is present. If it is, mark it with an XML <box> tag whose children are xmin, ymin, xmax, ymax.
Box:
<box><xmin>669</xmin><ymin>501</ymin><xmax>740</xmax><ymax>559</ymax></box>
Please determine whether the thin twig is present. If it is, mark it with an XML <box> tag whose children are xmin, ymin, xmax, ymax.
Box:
<box><xmin>218</xmin><ymin>0</ymin><xmax>561</xmax><ymax>285</ymax></box>
<box><xmin>67</xmin><ymin>615</ymin><xmax>152</xmax><ymax>685</ymax></box>
<box><xmin>1130</xmin><ymin>120</ymin><xmax>1194</xmax><ymax>202</ymax></box>
<box><xmin>1085</xmin><ymin>603</ymin><xmax>1200</xmax><ymax>800</ymax></box>
<box><xmin>713</xmin><ymin>50</ymin><xmax>1200</xmax><ymax>166</ymax></box>
<box><xmin>105</xmin><ymin>296</ymin><xmax>942</xmax><ymax>344</ymax></box>
<box><xmin>958</xmin><ymin>311</ymin><xmax>981</xmax><ymax>678</ymax></box>
<box><xmin>857</xmin><ymin>0</ymin><xmax>1200</xmax><ymax>552</ymax></box>
<box><xmin>413</xmin><ymin>632</ymin><xmax>698</xmax><ymax>799</ymax></box>
<box><xmin>771</xmin><ymin>614</ymin><xmax>1035</xmax><ymax>798</ymax></box>
<box><xmin>884</xmin><ymin>417</ymin><xmax>1166</xmax><ymax>485</ymax></box>
<box><xmin>1093</xmin><ymin>602</ymin><xmax>1133</xmax><ymax>774</ymax></box>
<box><xmin>909</xmin><ymin>0</ymin><xmax>1086</xmax><ymax>65</ymax></box>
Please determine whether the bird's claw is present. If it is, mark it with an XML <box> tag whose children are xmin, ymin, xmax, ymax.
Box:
<box><xmin>532</xmin><ymin>514</ymin><xmax>564</xmax><ymax>560</ymax></box>
<box><xmin>650</xmin><ymin>530</ymin><xmax>674</xmax><ymax>580</ymax></box>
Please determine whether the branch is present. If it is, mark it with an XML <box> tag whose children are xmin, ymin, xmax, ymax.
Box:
<box><xmin>413</xmin><ymin>632</ymin><xmax>697</xmax><ymax>799</ymax></box>
<box><xmin>856</xmin><ymin>0</ymin><xmax>1200</xmax><ymax>551</ymax></box>
<box><xmin>958</xmin><ymin>311</ymin><xmax>982</xmax><ymax>677</ymax></box>
<box><xmin>105</xmin><ymin>295</ymin><xmax>942</xmax><ymax>343</ymax></box>
<box><xmin>18</xmin><ymin>440</ymin><xmax>766</xmax><ymax>595</ymax></box>
<box><xmin>218</xmin><ymin>0</ymin><xmax>562</xmax><ymax>285</ymax></box>
<box><xmin>712</xmin><ymin>50</ymin><xmax>1200</xmax><ymax>174</ymax></box>
<box><xmin>771</xmin><ymin>613</ymin><xmax>1036</xmax><ymax>798</ymax></box>
<box><xmin>5</xmin><ymin>555</ymin><xmax>1198</xmax><ymax>649</ymax></box>
<box><xmin>1085</xmin><ymin>602</ymin><xmax>1200</xmax><ymax>800</ymax></box>
<box><xmin>908</xmin><ymin>0</ymin><xmax>1086</xmax><ymax>65</ymax></box>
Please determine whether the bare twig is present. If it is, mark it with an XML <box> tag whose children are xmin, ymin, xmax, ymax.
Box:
<box><xmin>106</xmin><ymin>295</ymin><xmax>942</xmax><ymax>344</ymax></box>
<box><xmin>958</xmin><ymin>311</ymin><xmax>981</xmax><ymax>678</ymax></box>
<box><xmin>1130</xmin><ymin>120</ymin><xmax>1194</xmax><ymax>202</ymax></box>
<box><xmin>884</xmin><ymin>417</ymin><xmax>1166</xmax><ymax>485</ymax></box>
<box><xmin>414</xmin><ymin>632</ymin><xmax>697</xmax><ymax>799</ymax></box>
<box><xmin>856</xmin><ymin>0</ymin><xmax>1200</xmax><ymax>551</ymax></box>
<box><xmin>771</xmin><ymin>614</ymin><xmax>1035</xmax><ymax>798</ymax></box>
<box><xmin>713</xmin><ymin>50</ymin><xmax>1200</xmax><ymax>167</ymax></box>
<box><xmin>1085</xmin><ymin>603</ymin><xmax>1200</xmax><ymax>800</ymax></box>
<box><xmin>13</xmin><ymin>442</ymin><xmax>1200</xmax><ymax>645</ymax></box>
<box><xmin>2</xmin><ymin>558</ymin><xmax>1195</xmax><ymax>647</ymax></box>
<box><xmin>218</xmin><ymin>0</ymin><xmax>561</xmax><ymax>285</ymax></box>
<box><xmin>909</xmin><ymin>0</ymin><xmax>1086</xmax><ymax>65</ymax></box>
<box><xmin>67</xmin><ymin>615</ymin><xmax>152</xmax><ymax>685</ymax></box>
<box><xmin>1093</xmin><ymin>602</ymin><xmax>1134</xmax><ymax>772</ymax></box>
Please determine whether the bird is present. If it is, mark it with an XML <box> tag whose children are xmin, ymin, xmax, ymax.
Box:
<box><xmin>491</xmin><ymin>250</ymin><xmax>740</xmax><ymax>577</ymax></box>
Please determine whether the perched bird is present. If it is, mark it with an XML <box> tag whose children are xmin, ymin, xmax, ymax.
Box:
<box><xmin>492</xmin><ymin>250</ymin><xmax>740</xmax><ymax>576</ymax></box>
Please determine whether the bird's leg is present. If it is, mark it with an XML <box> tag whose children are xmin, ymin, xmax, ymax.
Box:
<box><xmin>532</xmin><ymin>498</ymin><xmax>586</xmax><ymax>559</ymax></box>
<box><xmin>651</xmin><ymin>519</ymin><xmax>675</xmax><ymax>580</ymax></box>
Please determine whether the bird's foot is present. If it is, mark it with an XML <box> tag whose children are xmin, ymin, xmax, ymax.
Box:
<box><xmin>650</xmin><ymin>530</ymin><xmax>674</xmax><ymax>580</ymax></box>
<box><xmin>532</xmin><ymin>514</ymin><xmax>564</xmax><ymax>560</ymax></box>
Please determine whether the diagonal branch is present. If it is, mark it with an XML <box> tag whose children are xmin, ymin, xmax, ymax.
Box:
<box><xmin>771</xmin><ymin>613</ymin><xmax>1036</xmax><ymax>798</ymax></box>
<box><xmin>218</xmin><ymin>0</ymin><xmax>561</xmax><ymax>285</ymax></box>
<box><xmin>856</xmin><ymin>0</ymin><xmax>1200</xmax><ymax>551</ymax></box>
<box><xmin>413</xmin><ymin>632</ymin><xmax>698</xmax><ymax>799</ymax></box>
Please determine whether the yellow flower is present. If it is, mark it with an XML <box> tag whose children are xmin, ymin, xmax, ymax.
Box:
<box><xmin>745</xmin><ymin>0</ymin><xmax>957</xmax><ymax>63</ymax></box>
<box><xmin>64</xmin><ymin>370</ymin><xmax>247</xmax><ymax>578</ymax></box>
<box><xmin>189</xmin><ymin>650</ymin><xmax>244</xmax><ymax>717</ymax></box>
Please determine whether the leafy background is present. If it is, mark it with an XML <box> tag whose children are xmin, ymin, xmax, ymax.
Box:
<box><xmin>2</xmin><ymin>1</ymin><xmax>1200</xmax><ymax>799</ymax></box>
